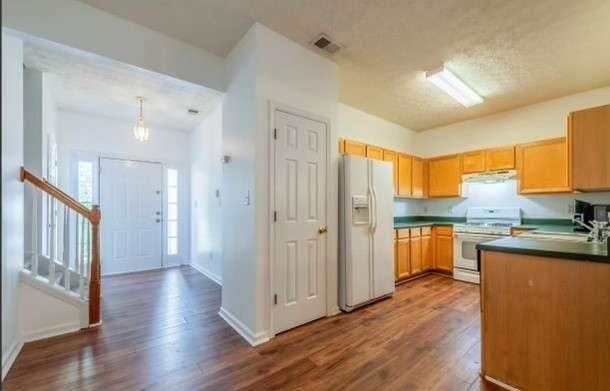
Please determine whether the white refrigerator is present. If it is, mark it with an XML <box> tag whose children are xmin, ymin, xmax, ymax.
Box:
<box><xmin>339</xmin><ymin>155</ymin><xmax>395</xmax><ymax>312</ymax></box>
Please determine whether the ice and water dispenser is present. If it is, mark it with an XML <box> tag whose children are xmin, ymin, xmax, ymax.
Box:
<box><xmin>352</xmin><ymin>195</ymin><xmax>370</xmax><ymax>225</ymax></box>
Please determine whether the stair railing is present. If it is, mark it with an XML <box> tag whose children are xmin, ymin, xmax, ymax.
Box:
<box><xmin>20</xmin><ymin>167</ymin><xmax>102</xmax><ymax>326</ymax></box>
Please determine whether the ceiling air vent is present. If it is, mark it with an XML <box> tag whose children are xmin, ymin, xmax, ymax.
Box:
<box><xmin>312</xmin><ymin>34</ymin><xmax>341</xmax><ymax>54</ymax></box>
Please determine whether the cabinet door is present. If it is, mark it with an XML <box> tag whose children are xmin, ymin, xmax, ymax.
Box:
<box><xmin>570</xmin><ymin>104</ymin><xmax>610</xmax><ymax>191</ymax></box>
<box><xmin>434</xmin><ymin>230</ymin><xmax>453</xmax><ymax>272</ymax></box>
<box><xmin>411</xmin><ymin>157</ymin><xmax>427</xmax><ymax>198</ymax></box>
<box><xmin>398</xmin><ymin>154</ymin><xmax>413</xmax><ymax>197</ymax></box>
<box><xmin>486</xmin><ymin>146</ymin><xmax>515</xmax><ymax>171</ymax></box>
<box><xmin>343</xmin><ymin>139</ymin><xmax>367</xmax><ymax>157</ymax></box>
<box><xmin>461</xmin><ymin>150</ymin><xmax>486</xmax><ymax>174</ymax></box>
<box><xmin>366</xmin><ymin>145</ymin><xmax>384</xmax><ymax>160</ymax></box>
<box><xmin>410</xmin><ymin>236</ymin><xmax>422</xmax><ymax>275</ymax></box>
<box><xmin>516</xmin><ymin>137</ymin><xmax>571</xmax><ymax>194</ymax></box>
<box><xmin>383</xmin><ymin>150</ymin><xmax>399</xmax><ymax>194</ymax></box>
<box><xmin>421</xmin><ymin>234</ymin><xmax>432</xmax><ymax>270</ymax></box>
<box><xmin>396</xmin><ymin>237</ymin><xmax>411</xmax><ymax>280</ymax></box>
<box><xmin>428</xmin><ymin>155</ymin><xmax>461</xmax><ymax>197</ymax></box>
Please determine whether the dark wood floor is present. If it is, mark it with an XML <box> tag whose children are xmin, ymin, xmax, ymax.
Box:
<box><xmin>4</xmin><ymin>266</ymin><xmax>499</xmax><ymax>390</ymax></box>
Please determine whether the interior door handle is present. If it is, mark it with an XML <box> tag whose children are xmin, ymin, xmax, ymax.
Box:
<box><xmin>318</xmin><ymin>226</ymin><xmax>328</xmax><ymax>234</ymax></box>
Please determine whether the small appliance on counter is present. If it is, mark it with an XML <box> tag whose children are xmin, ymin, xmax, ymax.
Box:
<box><xmin>453</xmin><ymin>207</ymin><xmax>522</xmax><ymax>284</ymax></box>
<box><xmin>573</xmin><ymin>200</ymin><xmax>610</xmax><ymax>232</ymax></box>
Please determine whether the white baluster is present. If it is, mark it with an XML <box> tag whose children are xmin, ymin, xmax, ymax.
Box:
<box><xmin>48</xmin><ymin>197</ymin><xmax>56</xmax><ymax>285</ymax></box>
<box><xmin>86</xmin><ymin>220</ymin><xmax>91</xmax><ymax>279</ymax></box>
<box><xmin>63</xmin><ymin>206</ymin><xmax>71</xmax><ymax>291</ymax></box>
<box><xmin>31</xmin><ymin>191</ymin><xmax>39</xmax><ymax>277</ymax></box>
<box><xmin>78</xmin><ymin>215</ymin><xmax>85</xmax><ymax>298</ymax></box>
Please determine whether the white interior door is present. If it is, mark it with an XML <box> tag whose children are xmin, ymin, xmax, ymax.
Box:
<box><xmin>100</xmin><ymin>158</ymin><xmax>163</xmax><ymax>275</ymax></box>
<box><xmin>273</xmin><ymin>109</ymin><xmax>327</xmax><ymax>334</ymax></box>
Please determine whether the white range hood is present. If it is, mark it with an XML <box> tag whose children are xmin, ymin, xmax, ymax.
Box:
<box><xmin>462</xmin><ymin>170</ymin><xmax>517</xmax><ymax>184</ymax></box>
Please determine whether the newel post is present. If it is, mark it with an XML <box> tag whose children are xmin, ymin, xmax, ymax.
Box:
<box><xmin>89</xmin><ymin>205</ymin><xmax>102</xmax><ymax>326</ymax></box>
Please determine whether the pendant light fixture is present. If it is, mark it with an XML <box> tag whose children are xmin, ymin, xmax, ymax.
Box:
<box><xmin>133</xmin><ymin>96</ymin><xmax>150</xmax><ymax>142</ymax></box>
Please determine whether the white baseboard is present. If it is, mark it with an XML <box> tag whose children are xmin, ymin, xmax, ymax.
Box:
<box><xmin>22</xmin><ymin>322</ymin><xmax>82</xmax><ymax>343</ymax></box>
<box><xmin>190</xmin><ymin>262</ymin><xmax>222</xmax><ymax>286</ymax></box>
<box><xmin>218</xmin><ymin>307</ymin><xmax>269</xmax><ymax>346</ymax></box>
<box><xmin>2</xmin><ymin>338</ymin><xmax>23</xmax><ymax>381</ymax></box>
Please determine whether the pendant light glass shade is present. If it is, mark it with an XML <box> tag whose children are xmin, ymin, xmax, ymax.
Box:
<box><xmin>133</xmin><ymin>97</ymin><xmax>149</xmax><ymax>142</ymax></box>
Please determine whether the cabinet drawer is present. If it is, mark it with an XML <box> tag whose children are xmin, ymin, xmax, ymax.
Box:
<box><xmin>435</xmin><ymin>226</ymin><xmax>453</xmax><ymax>236</ymax></box>
<box><xmin>397</xmin><ymin>228</ymin><xmax>410</xmax><ymax>239</ymax></box>
<box><xmin>421</xmin><ymin>226</ymin><xmax>432</xmax><ymax>236</ymax></box>
<box><xmin>409</xmin><ymin>228</ymin><xmax>421</xmax><ymax>237</ymax></box>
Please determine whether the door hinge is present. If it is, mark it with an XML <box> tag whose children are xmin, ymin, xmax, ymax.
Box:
<box><xmin>273</xmin><ymin>294</ymin><xmax>278</xmax><ymax>305</ymax></box>
<box><xmin>273</xmin><ymin>128</ymin><xmax>278</xmax><ymax>140</ymax></box>
<box><xmin>273</xmin><ymin>211</ymin><xmax>278</xmax><ymax>222</ymax></box>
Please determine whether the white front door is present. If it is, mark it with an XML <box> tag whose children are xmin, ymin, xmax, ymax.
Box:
<box><xmin>100</xmin><ymin>158</ymin><xmax>163</xmax><ymax>275</ymax></box>
<box><xmin>273</xmin><ymin>109</ymin><xmax>328</xmax><ymax>334</ymax></box>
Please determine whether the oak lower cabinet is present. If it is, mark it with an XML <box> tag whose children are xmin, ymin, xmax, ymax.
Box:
<box><xmin>428</xmin><ymin>155</ymin><xmax>461</xmax><ymax>197</ymax></box>
<box><xmin>570</xmin><ymin>104</ymin><xmax>610</xmax><ymax>191</ymax></box>
<box><xmin>395</xmin><ymin>229</ymin><xmax>410</xmax><ymax>280</ymax></box>
<box><xmin>421</xmin><ymin>227</ymin><xmax>433</xmax><ymax>270</ymax></box>
<box><xmin>409</xmin><ymin>228</ymin><xmax>422</xmax><ymax>275</ymax></box>
<box><xmin>516</xmin><ymin>137</ymin><xmax>571</xmax><ymax>194</ymax></box>
<box><xmin>433</xmin><ymin>226</ymin><xmax>453</xmax><ymax>273</ymax></box>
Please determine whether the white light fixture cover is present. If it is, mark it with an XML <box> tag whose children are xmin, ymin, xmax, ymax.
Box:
<box><xmin>133</xmin><ymin>97</ymin><xmax>149</xmax><ymax>142</ymax></box>
<box><xmin>426</xmin><ymin>66</ymin><xmax>483</xmax><ymax>107</ymax></box>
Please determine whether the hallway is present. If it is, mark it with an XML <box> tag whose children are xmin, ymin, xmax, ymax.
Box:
<box><xmin>3</xmin><ymin>267</ymin><xmax>495</xmax><ymax>390</ymax></box>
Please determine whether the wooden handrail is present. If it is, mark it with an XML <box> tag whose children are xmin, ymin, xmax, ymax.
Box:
<box><xmin>20</xmin><ymin>167</ymin><xmax>100</xmax><ymax>223</ymax></box>
<box><xmin>20</xmin><ymin>166</ymin><xmax>102</xmax><ymax>326</ymax></box>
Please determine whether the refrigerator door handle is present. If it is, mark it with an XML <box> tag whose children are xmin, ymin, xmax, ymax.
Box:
<box><xmin>368</xmin><ymin>185</ymin><xmax>374</xmax><ymax>232</ymax></box>
<box><xmin>371</xmin><ymin>185</ymin><xmax>378</xmax><ymax>233</ymax></box>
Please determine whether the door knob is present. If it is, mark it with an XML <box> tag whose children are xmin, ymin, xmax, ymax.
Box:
<box><xmin>155</xmin><ymin>218</ymin><xmax>161</xmax><ymax>223</ymax></box>
<box><xmin>318</xmin><ymin>226</ymin><xmax>328</xmax><ymax>234</ymax></box>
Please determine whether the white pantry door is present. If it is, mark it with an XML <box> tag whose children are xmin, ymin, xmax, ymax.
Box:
<box><xmin>100</xmin><ymin>158</ymin><xmax>163</xmax><ymax>275</ymax></box>
<box><xmin>273</xmin><ymin>109</ymin><xmax>328</xmax><ymax>334</ymax></box>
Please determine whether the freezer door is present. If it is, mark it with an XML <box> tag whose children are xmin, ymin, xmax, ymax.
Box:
<box><xmin>371</xmin><ymin>159</ymin><xmax>395</xmax><ymax>298</ymax></box>
<box><xmin>342</xmin><ymin>155</ymin><xmax>372</xmax><ymax>307</ymax></box>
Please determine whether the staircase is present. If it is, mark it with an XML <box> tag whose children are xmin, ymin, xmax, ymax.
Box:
<box><xmin>20</xmin><ymin>167</ymin><xmax>101</xmax><ymax>327</ymax></box>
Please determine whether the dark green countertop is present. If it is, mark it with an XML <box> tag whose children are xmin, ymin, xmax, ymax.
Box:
<box><xmin>477</xmin><ymin>237</ymin><xmax>609</xmax><ymax>264</ymax></box>
<box><xmin>513</xmin><ymin>218</ymin><xmax>575</xmax><ymax>234</ymax></box>
<box><xmin>393</xmin><ymin>216</ymin><xmax>464</xmax><ymax>229</ymax></box>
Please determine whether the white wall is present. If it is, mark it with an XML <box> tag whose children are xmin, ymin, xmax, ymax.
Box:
<box><xmin>3</xmin><ymin>0</ymin><xmax>225</xmax><ymax>92</ymax></box>
<box><xmin>416</xmin><ymin>85</ymin><xmax>610</xmax><ymax>157</ymax></box>
<box><xmin>338</xmin><ymin>103</ymin><xmax>417</xmax><ymax>154</ymax></box>
<box><xmin>190</xmin><ymin>104</ymin><xmax>223</xmax><ymax>284</ymax></box>
<box><xmin>2</xmin><ymin>32</ymin><xmax>24</xmax><ymax>380</ymax></box>
<box><xmin>221</xmin><ymin>23</ymin><xmax>340</xmax><ymax>344</ymax></box>
<box><xmin>55</xmin><ymin>109</ymin><xmax>192</xmax><ymax>265</ymax></box>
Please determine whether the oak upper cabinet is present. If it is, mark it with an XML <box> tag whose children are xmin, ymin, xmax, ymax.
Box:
<box><xmin>411</xmin><ymin>157</ymin><xmax>427</xmax><ymax>198</ymax></box>
<box><xmin>434</xmin><ymin>226</ymin><xmax>453</xmax><ymax>273</ymax></box>
<box><xmin>516</xmin><ymin>137</ymin><xmax>571</xmax><ymax>194</ymax></box>
<box><xmin>383</xmin><ymin>150</ymin><xmax>399</xmax><ymax>194</ymax></box>
<box><xmin>366</xmin><ymin>145</ymin><xmax>384</xmax><ymax>160</ymax></box>
<box><xmin>570</xmin><ymin>104</ymin><xmax>610</xmax><ymax>191</ymax></box>
<box><xmin>342</xmin><ymin>139</ymin><xmax>367</xmax><ymax>157</ymax></box>
<box><xmin>461</xmin><ymin>150</ymin><xmax>486</xmax><ymax>174</ymax></box>
<box><xmin>421</xmin><ymin>227</ymin><xmax>433</xmax><ymax>271</ymax></box>
<box><xmin>486</xmin><ymin>146</ymin><xmax>515</xmax><ymax>171</ymax></box>
<box><xmin>398</xmin><ymin>154</ymin><xmax>413</xmax><ymax>197</ymax></box>
<box><xmin>409</xmin><ymin>228</ymin><xmax>422</xmax><ymax>275</ymax></box>
<box><xmin>395</xmin><ymin>229</ymin><xmax>411</xmax><ymax>281</ymax></box>
<box><xmin>428</xmin><ymin>155</ymin><xmax>461</xmax><ymax>197</ymax></box>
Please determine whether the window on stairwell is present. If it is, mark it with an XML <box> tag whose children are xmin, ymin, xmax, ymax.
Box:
<box><xmin>167</xmin><ymin>168</ymin><xmax>179</xmax><ymax>256</ymax></box>
<box><xmin>77</xmin><ymin>161</ymin><xmax>93</xmax><ymax>208</ymax></box>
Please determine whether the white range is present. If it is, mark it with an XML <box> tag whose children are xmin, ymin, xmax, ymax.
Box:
<box><xmin>453</xmin><ymin>207</ymin><xmax>522</xmax><ymax>284</ymax></box>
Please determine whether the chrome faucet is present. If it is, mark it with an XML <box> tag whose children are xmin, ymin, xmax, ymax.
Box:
<box><xmin>572</xmin><ymin>214</ymin><xmax>609</xmax><ymax>244</ymax></box>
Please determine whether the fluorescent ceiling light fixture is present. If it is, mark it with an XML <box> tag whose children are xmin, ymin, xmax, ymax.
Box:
<box><xmin>426</xmin><ymin>66</ymin><xmax>483</xmax><ymax>107</ymax></box>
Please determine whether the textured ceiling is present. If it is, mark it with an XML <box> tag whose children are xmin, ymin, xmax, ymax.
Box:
<box><xmin>24</xmin><ymin>41</ymin><xmax>222</xmax><ymax>132</ymax></box>
<box><xmin>78</xmin><ymin>0</ymin><xmax>610</xmax><ymax>130</ymax></box>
